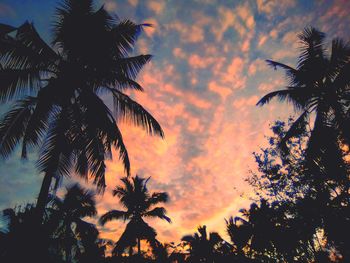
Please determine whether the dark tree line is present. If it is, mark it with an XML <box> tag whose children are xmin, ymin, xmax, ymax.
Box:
<box><xmin>0</xmin><ymin>0</ymin><xmax>349</xmax><ymax>262</ymax></box>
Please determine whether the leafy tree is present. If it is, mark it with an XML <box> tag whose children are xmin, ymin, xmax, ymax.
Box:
<box><xmin>48</xmin><ymin>184</ymin><xmax>99</xmax><ymax>262</ymax></box>
<box><xmin>0</xmin><ymin>0</ymin><xmax>163</xmax><ymax>221</ymax></box>
<box><xmin>257</xmin><ymin>27</ymin><xmax>350</xmax><ymax>191</ymax></box>
<box><xmin>247</xmin><ymin>120</ymin><xmax>348</xmax><ymax>262</ymax></box>
<box><xmin>99</xmin><ymin>175</ymin><xmax>171</xmax><ymax>257</ymax></box>
<box><xmin>0</xmin><ymin>204</ymin><xmax>55</xmax><ymax>262</ymax></box>
<box><xmin>181</xmin><ymin>225</ymin><xmax>228</xmax><ymax>263</ymax></box>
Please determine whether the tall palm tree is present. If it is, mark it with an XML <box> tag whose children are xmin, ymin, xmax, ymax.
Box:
<box><xmin>0</xmin><ymin>0</ymin><xmax>163</xmax><ymax>220</ymax></box>
<box><xmin>48</xmin><ymin>183</ymin><xmax>98</xmax><ymax>262</ymax></box>
<box><xmin>99</xmin><ymin>175</ymin><xmax>171</xmax><ymax>256</ymax></box>
<box><xmin>257</xmin><ymin>27</ymin><xmax>350</xmax><ymax>170</ymax></box>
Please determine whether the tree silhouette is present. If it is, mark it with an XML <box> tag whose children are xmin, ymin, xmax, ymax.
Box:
<box><xmin>0</xmin><ymin>204</ymin><xmax>55</xmax><ymax>262</ymax></box>
<box><xmin>0</xmin><ymin>0</ymin><xmax>163</xmax><ymax>222</ymax></box>
<box><xmin>99</xmin><ymin>175</ymin><xmax>171</xmax><ymax>257</ymax></box>
<box><xmin>257</xmin><ymin>27</ymin><xmax>350</xmax><ymax>184</ymax></box>
<box><xmin>225</xmin><ymin>216</ymin><xmax>251</xmax><ymax>258</ymax></box>
<box><xmin>181</xmin><ymin>225</ymin><xmax>226</xmax><ymax>263</ymax></box>
<box><xmin>48</xmin><ymin>184</ymin><xmax>99</xmax><ymax>262</ymax></box>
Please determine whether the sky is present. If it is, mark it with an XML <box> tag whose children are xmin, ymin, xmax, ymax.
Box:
<box><xmin>0</xmin><ymin>0</ymin><xmax>350</xmax><ymax>244</ymax></box>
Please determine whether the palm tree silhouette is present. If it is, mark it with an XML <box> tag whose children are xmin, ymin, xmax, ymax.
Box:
<box><xmin>181</xmin><ymin>225</ymin><xmax>224</xmax><ymax>263</ymax></box>
<box><xmin>48</xmin><ymin>184</ymin><xmax>98</xmax><ymax>262</ymax></box>
<box><xmin>99</xmin><ymin>175</ymin><xmax>171</xmax><ymax>257</ymax></box>
<box><xmin>257</xmin><ymin>27</ymin><xmax>350</xmax><ymax>169</ymax></box>
<box><xmin>0</xmin><ymin>0</ymin><xmax>163</xmax><ymax>221</ymax></box>
<box><xmin>225</xmin><ymin>216</ymin><xmax>251</xmax><ymax>258</ymax></box>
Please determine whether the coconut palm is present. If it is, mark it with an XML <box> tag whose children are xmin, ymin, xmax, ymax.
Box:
<box><xmin>225</xmin><ymin>216</ymin><xmax>251</xmax><ymax>257</ymax></box>
<box><xmin>48</xmin><ymin>183</ymin><xmax>98</xmax><ymax>262</ymax></box>
<box><xmin>0</xmin><ymin>0</ymin><xmax>163</xmax><ymax>221</ymax></box>
<box><xmin>257</xmin><ymin>27</ymin><xmax>350</xmax><ymax>167</ymax></box>
<box><xmin>181</xmin><ymin>225</ymin><xmax>225</xmax><ymax>263</ymax></box>
<box><xmin>99</xmin><ymin>175</ymin><xmax>171</xmax><ymax>256</ymax></box>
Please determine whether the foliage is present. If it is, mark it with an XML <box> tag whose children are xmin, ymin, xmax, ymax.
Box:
<box><xmin>99</xmin><ymin>175</ymin><xmax>171</xmax><ymax>256</ymax></box>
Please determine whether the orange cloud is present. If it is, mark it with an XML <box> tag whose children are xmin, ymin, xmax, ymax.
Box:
<box><xmin>173</xmin><ymin>47</ymin><xmax>186</xmax><ymax>59</ymax></box>
<box><xmin>208</xmin><ymin>81</ymin><xmax>232</xmax><ymax>101</ymax></box>
<box><xmin>147</xmin><ymin>0</ymin><xmax>165</xmax><ymax>15</ymax></box>
<box><xmin>232</xmin><ymin>95</ymin><xmax>260</xmax><ymax>109</ymax></box>
<box><xmin>169</xmin><ymin>21</ymin><xmax>205</xmax><ymax>43</ymax></box>
<box><xmin>128</xmin><ymin>0</ymin><xmax>138</xmax><ymax>7</ymax></box>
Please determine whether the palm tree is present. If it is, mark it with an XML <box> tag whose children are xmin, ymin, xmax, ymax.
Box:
<box><xmin>0</xmin><ymin>0</ymin><xmax>163</xmax><ymax>221</ymax></box>
<box><xmin>99</xmin><ymin>175</ymin><xmax>171</xmax><ymax>256</ymax></box>
<box><xmin>257</xmin><ymin>27</ymin><xmax>350</xmax><ymax>171</ymax></box>
<box><xmin>48</xmin><ymin>183</ymin><xmax>98</xmax><ymax>262</ymax></box>
<box><xmin>225</xmin><ymin>216</ymin><xmax>251</xmax><ymax>258</ymax></box>
<box><xmin>181</xmin><ymin>225</ymin><xmax>225</xmax><ymax>263</ymax></box>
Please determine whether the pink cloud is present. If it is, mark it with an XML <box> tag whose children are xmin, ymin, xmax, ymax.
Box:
<box><xmin>188</xmin><ymin>54</ymin><xmax>214</xmax><ymax>69</ymax></box>
<box><xmin>248</xmin><ymin>59</ymin><xmax>267</xmax><ymax>76</ymax></box>
<box><xmin>143</xmin><ymin>18</ymin><xmax>159</xmax><ymax>38</ymax></box>
<box><xmin>258</xmin><ymin>34</ymin><xmax>268</xmax><ymax>47</ymax></box>
<box><xmin>128</xmin><ymin>0</ymin><xmax>138</xmax><ymax>7</ymax></box>
<box><xmin>208</xmin><ymin>81</ymin><xmax>232</xmax><ymax>101</ymax></box>
<box><xmin>173</xmin><ymin>47</ymin><xmax>186</xmax><ymax>59</ymax></box>
<box><xmin>168</xmin><ymin>21</ymin><xmax>205</xmax><ymax>44</ymax></box>
<box><xmin>232</xmin><ymin>95</ymin><xmax>260</xmax><ymax>109</ymax></box>
<box><xmin>256</xmin><ymin>0</ymin><xmax>296</xmax><ymax>16</ymax></box>
<box><xmin>147</xmin><ymin>0</ymin><xmax>165</xmax><ymax>15</ymax></box>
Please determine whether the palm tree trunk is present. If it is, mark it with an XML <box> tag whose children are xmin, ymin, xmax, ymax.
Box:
<box><xmin>137</xmin><ymin>237</ymin><xmax>141</xmax><ymax>256</ymax></box>
<box><xmin>35</xmin><ymin>172</ymin><xmax>53</xmax><ymax>222</ymax></box>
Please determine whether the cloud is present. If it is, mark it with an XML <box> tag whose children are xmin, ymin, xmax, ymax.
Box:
<box><xmin>104</xmin><ymin>1</ymin><xmax>117</xmax><ymax>12</ymax></box>
<box><xmin>143</xmin><ymin>18</ymin><xmax>159</xmax><ymax>38</ymax></box>
<box><xmin>128</xmin><ymin>0</ymin><xmax>138</xmax><ymax>7</ymax></box>
<box><xmin>147</xmin><ymin>0</ymin><xmax>165</xmax><ymax>15</ymax></box>
<box><xmin>208</xmin><ymin>81</ymin><xmax>232</xmax><ymax>101</ymax></box>
<box><xmin>248</xmin><ymin>59</ymin><xmax>267</xmax><ymax>76</ymax></box>
<box><xmin>188</xmin><ymin>54</ymin><xmax>214</xmax><ymax>69</ymax></box>
<box><xmin>256</xmin><ymin>0</ymin><xmax>296</xmax><ymax>17</ymax></box>
<box><xmin>213</xmin><ymin>3</ymin><xmax>255</xmax><ymax>42</ymax></box>
<box><xmin>173</xmin><ymin>47</ymin><xmax>186</xmax><ymax>59</ymax></box>
<box><xmin>232</xmin><ymin>95</ymin><xmax>260</xmax><ymax>109</ymax></box>
<box><xmin>168</xmin><ymin>21</ymin><xmax>205</xmax><ymax>43</ymax></box>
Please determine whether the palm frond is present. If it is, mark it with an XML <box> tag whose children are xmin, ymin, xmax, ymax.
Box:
<box><xmin>99</xmin><ymin>210</ymin><xmax>129</xmax><ymax>225</ymax></box>
<box><xmin>297</xmin><ymin>27</ymin><xmax>326</xmax><ymax>73</ymax></box>
<box><xmin>114</xmin><ymin>55</ymin><xmax>152</xmax><ymax>80</ymax></box>
<box><xmin>147</xmin><ymin>192</ymin><xmax>169</xmax><ymax>207</ymax></box>
<box><xmin>21</xmin><ymin>89</ymin><xmax>55</xmax><ymax>158</ymax></box>
<box><xmin>0</xmin><ymin>23</ymin><xmax>16</xmax><ymax>36</ymax></box>
<box><xmin>143</xmin><ymin>207</ymin><xmax>171</xmax><ymax>223</ymax></box>
<box><xmin>0</xmin><ymin>68</ymin><xmax>43</xmax><ymax>102</ymax></box>
<box><xmin>0</xmin><ymin>22</ymin><xmax>57</xmax><ymax>72</ymax></box>
<box><xmin>110</xmin><ymin>89</ymin><xmax>164</xmax><ymax>137</ymax></box>
<box><xmin>0</xmin><ymin>97</ymin><xmax>36</xmax><ymax>158</ymax></box>
<box><xmin>328</xmin><ymin>39</ymin><xmax>350</xmax><ymax>81</ymax></box>
<box><xmin>78</xmin><ymin>91</ymin><xmax>130</xmax><ymax>176</ymax></box>
<box><xmin>36</xmin><ymin>109</ymin><xmax>73</xmax><ymax>176</ymax></box>
<box><xmin>265</xmin><ymin>60</ymin><xmax>306</xmax><ymax>87</ymax></box>
<box><xmin>259</xmin><ymin>86</ymin><xmax>312</xmax><ymax>111</ymax></box>
<box><xmin>111</xmin><ymin>20</ymin><xmax>150</xmax><ymax>56</ymax></box>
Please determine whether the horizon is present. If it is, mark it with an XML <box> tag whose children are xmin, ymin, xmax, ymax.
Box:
<box><xmin>1</xmin><ymin>0</ymin><xmax>350</xmax><ymax>246</ymax></box>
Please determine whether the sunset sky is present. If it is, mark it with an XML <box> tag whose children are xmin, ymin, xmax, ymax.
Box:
<box><xmin>0</xmin><ymin>0</ymin><xmax>350</xmax><ymax>244</ymax></box>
